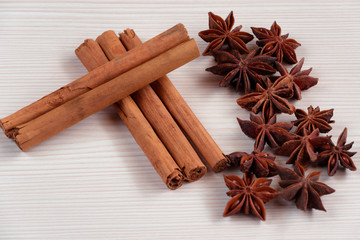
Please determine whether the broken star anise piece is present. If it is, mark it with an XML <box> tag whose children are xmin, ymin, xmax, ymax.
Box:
<box><xmin>206</xmin><ymin>49</ymin><xmax>277</xmax><ymax>93</ymax></box>
<box><xmin>227</xmin><ymin>150</ymin><xmax>277</xmax><ymax>177</ymax></box>
<box><xmin>276</xmin><ymin>164</ymin><xmax>335</xmax><ymax>211</ymax></box>
<box><xmin>223</xmin><ymin>173</ymin><xmax>278</xmax><ymax>220</ymax></box>
<box><xmin>293</xmin><ymin>105</ymin><xmax>334</xmax><ymax>135</ymax></box>
<box><xmin>237</xmin><ymin>77</ymin><xmax>295</xmax><ymax>122</ymax></box>
<box><xmin>274</xmin><ymin>58</ymin><xmax>319</xmax><ymax>100</ymax></box>
<box><xmin>237</xmin><ymin>114</ymin><xmax>294</xmax><ymax>151</ymax></box>
<box><xmin>317</xmin><ymin>128</ymin><xmax>357</xmax><ymax>176</ymax></box>
<box><xmin>198</xmin><ymin>11</ymin><xmax>254</xmax><ymax>56</ymax></box>
<box><xmin>276</xmin><ymin>129</ymin><xmax>332</xmax><ymax>167</ymax></box>
<box><xmin>251</xmin><ymin>21</ymin><xmax>301</xmax><ymax>64</ymax></box>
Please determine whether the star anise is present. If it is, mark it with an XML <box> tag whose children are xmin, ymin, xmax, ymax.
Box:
<box><xmin>292</xmin><ymin>106</ymin><xmax>334</xmax><ymax>135</ymax></box>
<box><xmin>198</xmin><ymin>11</ymin><xmax>254</xmax><ymax>55</ymax></box>
<box><xmin>223</xmin><ymin>173</ymin><xmax>278</xmax><ymax>220</ymax></box>
<box><xmin>274</xmin><ymin>58</ymin><xmax>319</xmax><ymax>99</ymax></box>
<box><xmin>276</xmin><ymin>129</ymin><xmax>332</xmax><ymax>167</ymax></box>
<box><xmin>206</xmin><ymin>49</ymin><xmax>277</xmax><ymax>93</ymax></box>
<box><xmin>237</xmin><ymin>77</ymin><xmax>295</xmax><ymax>122</ymax></box>
<box><xmin>237</xmin><ymin>114</ymin><xmax>294</xmax><ymax>151</ymax></box>
<box><xmin>251</xmin><ymin>21</ymin><xmax>301</xmax><ymax>64</ymax></box>
<box><xmin>317</xmin><ymin>128</ymin><xmax>357</xmax><ymax>176</ymax></box>
<box><xmin>276</xmin><ymin>164</ymin><xmax>335</xmax><ymax>211</ymax></box>
<box><xmin>227</xmin><ymin>150</ymin><xmax>277</xmax><ymax>177</ymax></box>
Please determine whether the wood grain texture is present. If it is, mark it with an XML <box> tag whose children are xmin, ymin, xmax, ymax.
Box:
<box><xmin>0</xmin><ymin>0</ymin><xmax>360</xmax><ymax>239</ymax></box>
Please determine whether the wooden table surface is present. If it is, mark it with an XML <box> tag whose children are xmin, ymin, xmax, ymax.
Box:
<box><xmin>0</xmin><ymin>1</ymin><xmax>360</xmax><ymax>239</ymax></box>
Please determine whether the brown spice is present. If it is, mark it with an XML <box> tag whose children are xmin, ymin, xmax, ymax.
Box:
<box><xmin>293</xmin><ymin>105</ymin><xmax>334</xmax><ymax>135</ymax></box>
<box><xmin>237</xmin><ymin>77</ymin><xmax>295</xmax><ymax>122</ymax></box>
<box><xmin>206</xmin><ymin>49</ymin><xmax>276</xmax><ymax>93</ymax></box>
<box><xmin>274</xmin><ymin>58</ymin><xmax>318</xmax><ymax>100</ymax></box>
<box><xmin>223</xmin><ymin>173</ymin><xmax>278</xmax><ymax>221</ymax></box>
<box><xmin>227</xmin><ymin>150</ymin><xmax>278</xmax><ymax>177</ymax></box>
<box><xmin>276</xmin><ymin>164</ymin><xmax>335</xmax><ymax>211</ymax></box>
<box><xmin>13</xmin><ymin>39</ymin><xmax>200</xmax><ymax>151</ymax></box>
<box><xmin>251</xmin><ymin>21</ymin><xmax>301</xmax><ymax>64</ymax></box>
<box><xmin>198</xmin><ymin>11</ymin><xmax>253</xmax><ymax>55</ymax></box>
<box><xmin>317</xmin><ymin>128</ymin><xmax>357</xmax><ymax>176</ymax></box>
<box><xmin>1</xmin><ymin>24</ymin><xmax>190</xmax><ymax>139</ymax></box>
<box><xmin>276</xmin><ymin>129</ymin><xmax>332</xmax><ymax>167</ymax></box>
<box><xmin>237</xmin><ymin>113</ymin><xmax>294</xmax><ymax>151</ymax></box>
<box><xmin>98</xmin><ymin>30</ymin><xmax>206</xmax><ymax>182</ymax></box>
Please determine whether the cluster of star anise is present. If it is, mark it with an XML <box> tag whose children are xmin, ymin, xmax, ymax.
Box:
<box><xmin>199</xmin><ymin>11</ymin><xmax>318</xmax><ymax>121</ymax></box>
<box><xmin>199</xmin><ymin>11</ymin><xmax>357</xmax><ymax>221</ymax></box>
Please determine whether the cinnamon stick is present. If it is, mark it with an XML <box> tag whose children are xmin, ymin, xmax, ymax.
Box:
<box><xmin>96</xmin><ymin>31</ymin><xmax>206</xmax><ymax>181</ymax></box>
<box><xmin>120</xmin><ymin>29</ymin><xmax>228</xmax><ymax>172</ymax></box>
<box><xmin>1</xmin><ymin>23</ymin><xmax>189</xmax><ymax>138</ymax></box>
<box><xmin>76</xmin><ymin>38</ymin><xmax>183</xmax><ymax>190</ymax></box>
<box><xmin>13</xmin><ymin>38</ymin><xmax>200</xmax><ymax>151</ymax></box>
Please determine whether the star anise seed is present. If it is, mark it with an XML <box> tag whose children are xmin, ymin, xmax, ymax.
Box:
<box><xmin>223</xmin><ymin>173</ymin><xmax>278</xmax><ymax>220</ymax></box>
<box><xmin>251</xmin><ymin>21</ymin><xmax>301</xmax><ymax>64</ymax></box>
<box><xmin>227</xmin><ymin>150</ymin><xmax>278</xmax><ymax>177</ymax></box>
<box><xmin>199</xmin><ymin>11</ymin><xmax>254</xmax><ymax>55</ymax></box>
<box><xmin>237</xmin><ymin>77</ymin><xmax>295</xmax><ymax>122</ymax></box>
<box><xmin>317</xmin><ymin>128</ymin><xmax>357</xmax><ymax>176</ymax></box>
<box><xmin>237</xmin><ymin>114</ymin><xmax>294</xmax><ymax>151</ymax></box>
<box><xmin>276</xmin><ymin>164</ymin><xmax>335</xmax><ymax>211</ymax></box>
<box><xmin>276</xmin><ymin>129</ymin><xmax>332</xmax><ymax>167</ymax></box>
<box><xmin>293</xmin><ymin>106</ymin><xmax>334</xmax><ymax>135</ymax></box>
<box><xmin>274</xmin><ymin>58</ymin><xmax>318</xmax><ymax>100</ymax></box>
<box><xmin>206</xmin><ymin>49</ymin><xmax>277</xmax><ymax>93</ymax></box>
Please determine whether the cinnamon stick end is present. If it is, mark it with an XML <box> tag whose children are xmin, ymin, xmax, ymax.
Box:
<box><xmin>167</xmin><ymin>170</ymin><xmax>184</xmax><ymax>190</ymax></box>
<box><xmin>0</xmin><ymin>119</ymin><xmax>6</xmax><ymax>134</ymax></box>
<box><xmin>212</xmin><ymin>154</ymin><xmax>230</xmax><ymax>173</ymax></box>
<box><xmin>123</xmin><ymin>28</ymin><xmax>136</xmax><ymax>38</ymax></box>
<box><xmin>96</xmin><ymin>31</ymin><xmax>127</xmax><ymax>59</ymax></box>
<box><xmin>75</xmin><ymin>39</ymin><xmax>94</xmax><ymax>54</ymax></box>
<box><xmin>119</xmin><ymin>29</ymin><xmax>143</xmax><ymax>50</ymax></box>
<box><xmin>0</xmin><ymin>119</ymin><xmax>14</xmax><ymax>138</ymax></box>
<box><xmin>97</xmin><ymin>30</ymin><xmax>116</xmax><ymax>37</ymax></box>
<box><xmin>95</xmin><ymin>30</ymin><xmax>117</xmax><ymax>45</ymax></box>
<box><xmin>14</xmin><ymin>136</ymin><xmax>26</xmax><ymax>152</ymax></box>
<box><xmin>187</xmin><ymin>166</ymin><xmax>207</xmax><ymax>182</ymax></box>
<box><xmin>174</xmin><ymin>23</ymin><xmax>188</xmax><ymax>38</ymax></box>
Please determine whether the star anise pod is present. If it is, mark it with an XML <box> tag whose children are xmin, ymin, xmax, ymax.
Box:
<box><xmin>274</xmin><ymin>58</ymin><xmax>319</xmax><ymax>99</ymax></box>
<box><xmin>206</xmin><ymin>49</ymin><xmax>276</xmax><ymax>93</ymax></box>
<box><xmin>251</xmin><ymin>21</ymin><xmax>301</xmax><ymax>64</ymax></box>
<box><xmin>292</xmin><ymin>105</ymin><xmax>334</xmax><ymax>135</ymax></box>
<box><xmin>276</xmin><ymin>129</ymin><xmax>332</xmax><ymax>167</ymax></box>
<box><xmin>237</xmin><ymin>114</ymin><xmax>294</xmax><ymax>151</ymax></box>
<box><xmin>237</xmin><ymin>77</ymin><xmax>295</xmax><ymax>122</ymax></box>
<box><xmin>276</xmin><ymin>164</ymin><xmax>335</xmax><ymax>211</ymax></box>
<box><xmin>198</xmin><ymin>11</ymin><xmax>254</xmax><ymax>55</ymax></box>
<box><xmin>223</xmin><ymin>173</ymin><xmax>278</xmax><ymax>220</ymax></box>
<box><xmin>317</xmin><ymin>128</ymin><xmax>357</xmax><ymax>176</ymax></box>
<box><xmin>227</xmin><ymin>150</ymin><xmax>277</xmax><ymax>177</ymax></box>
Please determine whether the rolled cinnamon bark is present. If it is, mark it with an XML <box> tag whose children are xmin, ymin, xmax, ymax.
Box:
<box><xmin>120</xmin><ymin>29</ymin><xmax>228</xmax><ymax>172</ymax></box>
<box><xmin>76</xmin><ymin>38</ymin><xmax>183</xmax><ymax>190</ymax></box>
<box><xmin>75</xmin><ymin>39</ymin><xmax>109</xmax><ymax>71</ymax></box>
<box><xmin>13</xmin><ymin>39</ymin><xmax>200</xmax><ymax>151</ymax></box>
<box><xmin>1</xmin><ymin>23</ymin><xmax>189</xmax><ymax>138</ymax></box>
<box><xmin>96</xmin><ymin>31</ymin><xmax>206</xmax><ymax>182</ymax></box>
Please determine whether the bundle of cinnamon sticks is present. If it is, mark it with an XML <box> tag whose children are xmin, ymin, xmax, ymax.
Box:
<box><xmin>0</xmin><ymin>24</ymin><xmax>228</xmax><ymax>189</ymax></box>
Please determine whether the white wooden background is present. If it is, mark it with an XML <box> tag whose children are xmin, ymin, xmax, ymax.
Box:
<box><xmin>0</xmin><ymin>1</ymin><xmax>360</xmax><ymax>239</ymax></box>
